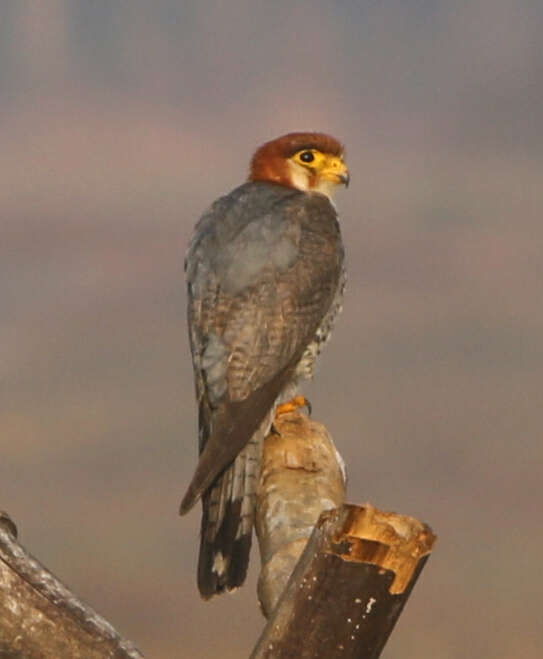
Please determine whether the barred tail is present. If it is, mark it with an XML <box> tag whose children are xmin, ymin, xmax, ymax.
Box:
<box><xmin>197</xmin><ymin>434</ymin><xmax>261</xmax><ymax>598</ymax></box>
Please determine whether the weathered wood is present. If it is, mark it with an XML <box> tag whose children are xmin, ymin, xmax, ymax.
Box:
<box><xmin>0</xmin><ymin>512</ymin><xmax>143</xmax><ymax>658</ymax></box>
<box><xmin>256</xmin><ymin>411</ymin><xmax>346</xmax><ymax>616</ymax></box>
<box><xmin>1</xmin><ymin>409</ymin><xmax>437</xmax><ymax>659</ymax></box>
<box><xmin>251</xmin><ymin>503</ymin><xmax>436</xmax><ymax>659</ymax></box>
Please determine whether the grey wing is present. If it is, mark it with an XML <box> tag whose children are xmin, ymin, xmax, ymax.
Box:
<box><xmin>180</xmin><ymin>189</ymin><xmax>344</xmax><ymax>513</ymax></box>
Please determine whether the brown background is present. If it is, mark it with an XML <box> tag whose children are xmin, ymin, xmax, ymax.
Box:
<box><xmin>2</xmin><ymin>2</ymin><xmax>542</xmax><ymax>657</ymax></box>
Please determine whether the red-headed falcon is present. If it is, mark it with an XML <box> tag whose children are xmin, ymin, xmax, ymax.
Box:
<box><xmin>180</xmin><ymin>132</ymin><xmax>349</xmax><ymax>598</ymax></box>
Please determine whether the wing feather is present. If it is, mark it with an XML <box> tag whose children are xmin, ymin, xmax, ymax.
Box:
<box><xmin>181</xmin><ymin>182</ymin><xmax>344</xmax><ymax>513</ymax></box>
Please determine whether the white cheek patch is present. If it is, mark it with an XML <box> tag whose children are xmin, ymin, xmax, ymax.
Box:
<box><xmin>287</xmin><ymin>161</ymin><xmax>310</xmax><ymax>191</ymax></box>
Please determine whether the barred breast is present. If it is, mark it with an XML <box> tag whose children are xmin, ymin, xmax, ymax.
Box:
<box><xmin>295</xmin><ymin>266</ymin><xmax>346</xmax><ymax>381</ymax></box>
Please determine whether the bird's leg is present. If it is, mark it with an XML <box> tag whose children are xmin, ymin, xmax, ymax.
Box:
<box><xmin>275</xmin><ymin>395</ymin><xmax>312</xmax><ymax>417</ymax></box>
<box><xmin>271</xmin><ymin>395</ymin><xmax>312</xmax><ymax>435</ymax></box>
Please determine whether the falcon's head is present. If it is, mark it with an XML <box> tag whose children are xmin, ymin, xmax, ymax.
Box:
<box><xmin>249</xmin><ymin>132</ymin><xmax>349</xmax><ymax>198</ymax></box>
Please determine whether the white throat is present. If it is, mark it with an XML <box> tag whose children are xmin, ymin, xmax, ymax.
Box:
<box><xmin>287</xmin><ymin>161</ymin><xmax>335</xmax><ymax>200</ymax></box>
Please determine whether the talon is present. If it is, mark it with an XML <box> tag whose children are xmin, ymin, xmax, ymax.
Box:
<box><xmin>275</xmin><ymin>395</ymin><xmax>311</xmax><ymax>418</ymax></box>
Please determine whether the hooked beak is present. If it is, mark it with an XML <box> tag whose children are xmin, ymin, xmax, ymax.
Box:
<box><xmin>320</xmin><ymin>156</ymin><xmax>350</xmax><ymax>188</ymax></box>
<box><xmin>338</xmin><ymin>171</ymin><xmax>350</xmax><ymax>187</ymax></box>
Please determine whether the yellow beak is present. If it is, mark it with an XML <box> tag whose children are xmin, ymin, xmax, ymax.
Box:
<box><xmin>320</xmin><ymin>156</ymin><xmax>350</xmax><ymax>187</ymax></box>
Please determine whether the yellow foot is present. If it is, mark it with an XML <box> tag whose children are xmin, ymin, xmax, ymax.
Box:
<box><xmin>275</xmin><ymin>395</ymin><xmax>312</xmax><ymax>417</ymax></box>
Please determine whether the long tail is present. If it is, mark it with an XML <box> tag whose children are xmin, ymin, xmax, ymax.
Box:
<box><xmin>197</xmin><ymin>433</ymin><xmax>262</xmax><ymax>598</ymax></box>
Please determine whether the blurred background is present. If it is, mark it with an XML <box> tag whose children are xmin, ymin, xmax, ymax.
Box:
<box><xmin>2</xmin><ymin>1</ymin><xmax>542</xmax><ymax>657</ymax></box>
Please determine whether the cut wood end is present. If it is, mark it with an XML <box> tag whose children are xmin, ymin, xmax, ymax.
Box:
<box><xmin>328</xmin><ymin>503</ymin><xmax>437</xmax><ymax>594</ymax></box>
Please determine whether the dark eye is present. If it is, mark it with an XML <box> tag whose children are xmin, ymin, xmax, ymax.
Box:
<box><xmin>300</xmin><ymin>151</ymin><xmax>314</xmax><ymax>163</ymax></box>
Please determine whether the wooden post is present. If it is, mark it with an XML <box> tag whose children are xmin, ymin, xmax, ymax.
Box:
<box><xmin>252</xmin><ymin>411</ymin><xmax>437</xmax><ymax>658</ymax></box>
<box><xmin>256</xmin><ymin>411</ymin><xmax>346</xmax><ymax>616</ymax></box>
<box><xmin>1</xmin><ymin>410</ymin><xmax>437</xmax><ymax>658</ymax></box>
<box><xmin>251</xmin><ymin>504</ymin><xmax>435</xmax><ymax>659</ymax></box>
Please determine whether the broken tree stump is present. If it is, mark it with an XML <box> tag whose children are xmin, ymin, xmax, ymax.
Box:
<box><xmin>252</xmin><ymin>411</ymin><xmax>436</xmax><ymax>658</ymax></box>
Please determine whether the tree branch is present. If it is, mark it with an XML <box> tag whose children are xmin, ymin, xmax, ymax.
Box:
<box><xmin>0</xmin><ymin>511</ymin><xmax>144</xmax><ymax>659</ymax></box>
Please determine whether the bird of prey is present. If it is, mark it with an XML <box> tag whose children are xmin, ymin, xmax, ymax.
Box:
<box><xmin>180</xmin><ymin>132</ymin><xmax>349</xmax><ymax>598</ymax></box>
